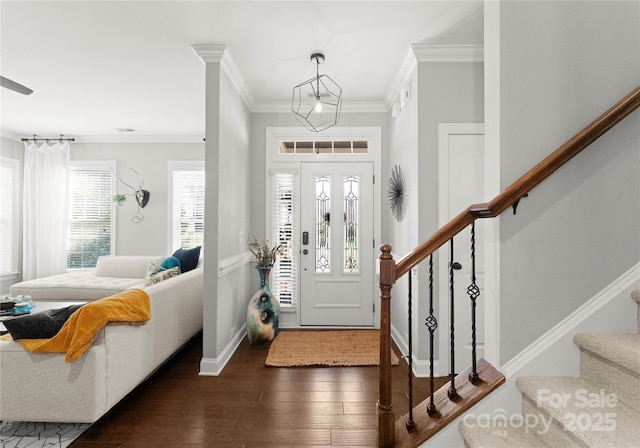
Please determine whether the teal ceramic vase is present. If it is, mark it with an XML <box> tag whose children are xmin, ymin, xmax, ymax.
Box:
<box><xmin>246</xmin><ymin>266</ymin><xmax>280</xmax><ymax>345</ymax></box>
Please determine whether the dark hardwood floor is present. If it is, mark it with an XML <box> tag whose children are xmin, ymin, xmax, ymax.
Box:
<box><xmin>72</xmin><ymin>332</ymin><xmax>448</xmax><ymax>448</ymax></box>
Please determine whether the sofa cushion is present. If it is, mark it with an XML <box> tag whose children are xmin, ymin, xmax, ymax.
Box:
<box><xmin>3</xmin><ymin>304</ymin><xmax>84</xmax><ymax>339</ymax></box>
<box><xmin>96</xmin><ymin>255</ymin><xmax>164</xmax><ymax>278</ymax></box>
<box><xmin>145</xmin><ymin>263</ymin><xmax>179</xmax><ymax>286</ymax></box>
<box><xmin>160</xmin><ymin>256</ymin><xmax>181</xmax><ymax>272</ymax></box>
<box><xmin>10</xmin><ymin>271</ymin><xmax>145</xmax><ymax>301</ymax></box>
<box><xmin>172</xmin><ymin>247</ymin><xmax>201</xmax><ymax>273</ymax></box>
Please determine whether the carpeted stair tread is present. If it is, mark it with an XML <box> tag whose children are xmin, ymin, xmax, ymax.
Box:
<box><xmin>458</xmin><ymin>419</ymin><xmax>548</xmax><ymax>448</ymax></box>
<box><xmin>573</xmin><ymin>332</ymin><xmax>640</xmax><ymax>375</ymax></box>
<box><xmin>517</xmin><ymin>376</ymin><xmax>640</xmax><ymax>448</ymax></box>
<box><xmin>631</xmin><ymin>289</ymin><xmax>640</xmax><ymax>304</ymax></box>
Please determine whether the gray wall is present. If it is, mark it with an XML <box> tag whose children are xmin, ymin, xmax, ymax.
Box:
<box><xmin>0</xmin><ymin>137</ymin><xmax>204</xmax><ymax>294</ymax></box>
<box><xmin>384</xmin><ymin>59</ymin><xmax>484</xmax><ymax>366</ymax></box>
<box><xmin>386</xmin><ymin>68</ymin><xmax>419</xmax><ymax>357</ymax></box>
<box><xmin>415</xmin><ymin>61</ymin><xmax>484</xmax><ymax>362</ymax></box>
<box><xmin>201</xmin><ymin>56</ymin><xmax>253</xmax><ymax>361</ymax></box>
<box><xmin>498</xmin><ymin>0</ymin><xmax>640</xmax><ymax>362</ymax></box>
<box><xmin>0</xmin><ymin>137</ymin><xmax>25</xmax><ymax>294</ymax></box>
<box><xmin>71</xmin><ymin>142</ymin><xmax>204</xmax><ymax>256</ymax></box>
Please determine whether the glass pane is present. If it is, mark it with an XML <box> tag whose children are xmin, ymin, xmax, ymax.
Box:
<box><xmin>272</xmin><ymin>173</ymin><xmax>297</xmax><ymax>306</ymax></box>
<box><xmin>67</xmin><ymin>169</ymin><xmax>112</xmax><ymax>269</ymax></box>
<box><xmin>344</xmin><ymin>175</ymin><xmax>359</xmax><ymax>273</ymax></box>
<box><xmin>315</xmin><ymin>175</ymin><xmax>331</xmax><ymax>272</ymax></box>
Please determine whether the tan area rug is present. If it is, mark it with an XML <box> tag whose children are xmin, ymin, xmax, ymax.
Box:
<box><xmin>265</xmin><ymin>329</ymin><xmax>400</xmax><ymax>367</ymax></box>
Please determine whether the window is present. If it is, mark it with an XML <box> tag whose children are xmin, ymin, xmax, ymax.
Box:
<box><xmin>169</xmin><ymin>162</ymin><xmax>205</xmax><ymax>252</ymax></box>
<box><xmin>67</xmin><ymin>162</ymin><xmax>115</xmax><ymax>269</ymax></box>
<box><xmin>271</xmin><ymin>172</ymin><xmax>297</xmax><ymax>306</ymax></box>
<box><xmin>0</xmin><ymin>157</ymin><xmax>20</xmax><ymax>276</ymax></box>
<box><xmin>279</xmin><ymin>140</ymin><xmax>368</xmax><ymax>154</ymax></box>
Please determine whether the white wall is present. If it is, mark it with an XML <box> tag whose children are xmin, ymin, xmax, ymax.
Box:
<box><xmin>498</xmin><ymin>0</ymin><xmax>640</xmax><ymax>363</ymax></box>
<box><xmin>71</xmin><ymin>142</ymin><xmax>204</xmax><ymax>256</ymax></box>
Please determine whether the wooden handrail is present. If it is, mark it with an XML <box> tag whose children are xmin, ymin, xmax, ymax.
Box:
<box><xmin>378</xmin><ymin>85</ymin><xmax>640</xmax><ymax>448</ymax></box>
<box><xmin>394</xmin><ymin>85</ymin><xmax>640</xmax><ymax>281</ymax></box>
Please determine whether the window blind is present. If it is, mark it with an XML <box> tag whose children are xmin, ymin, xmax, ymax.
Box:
<box><xmin>67</xmin><ymin>168</ymin><xmax>112</xmax><ymax>269</ymax></box>
<box><xmin>0</xmin><ymin>161</ymin><xmax>15</xmax><ymax>274</ymax></box>
<box><xmin>271</xmin><ymin>173</ymin><xmax>297</xmax><ymax>306</ymax></box>
<box><xmin>172</xmin><ymin>170</ymin><xmax>205</xmax><ymax>250</ymax></box>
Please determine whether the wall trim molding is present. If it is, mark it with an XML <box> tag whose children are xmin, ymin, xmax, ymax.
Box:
<box><xmin>199</xmin><ymin>324</ymin><xmax>247</xmax><ymax>376</ymax></box>
<box><xmin>385</xmin><ymin>47</ymin><xmax>417</xmax><ymax>110</ymax></box>
<box><xmin>503</xmin><ymin>261</ymin><xmax>640</xmax><ymax>376</ymax></box>
<box><xmin>412</xmin><ymin>44</ymin><xmax>484</xmax><ymax>63</ymax></box>
<box><xmin>218</xmin><ymin>251</ymin><xmax>253</xmax><ymax>278</ymax></box>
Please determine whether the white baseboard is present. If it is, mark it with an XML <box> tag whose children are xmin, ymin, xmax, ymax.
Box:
<box><xmin>391</xmin><ymin>323</ymin><xmax>441</xmax><ymax>378</ymax></box>
<box><xmin>199</xmin><ymin>323</ymin><xmax>247</xmax><ymax>376</ymax></box>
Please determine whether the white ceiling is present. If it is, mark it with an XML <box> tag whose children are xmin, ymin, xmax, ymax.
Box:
<box><xmin>0</xmin><ymin>1</ymin><xmax>483</xmax><ymax>140</ymax></box>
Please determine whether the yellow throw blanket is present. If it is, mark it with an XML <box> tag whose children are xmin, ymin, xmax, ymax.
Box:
<box><xmin>19</xmin><ymin>289</ymin><xmax>151</xmax><ymax>362</ymax></box>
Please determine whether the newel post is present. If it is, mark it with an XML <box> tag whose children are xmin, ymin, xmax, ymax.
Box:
<box><xmin>378</xmin><ymin>244</ymin><xmax>395</xmax><ymax>448</ymax></box>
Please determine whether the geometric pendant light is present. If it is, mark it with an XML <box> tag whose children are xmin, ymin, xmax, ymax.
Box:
<box><xmin>291</xmin><ymin>53</ymin><xmax>342</xmax><ymax>132</ymax></box>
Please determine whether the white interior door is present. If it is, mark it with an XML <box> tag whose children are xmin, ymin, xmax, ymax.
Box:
<box><xmin>299</xmin><ymin>162</ymin><xmax>374</xmax><ymax>326</ymax></box>
<box><xmin>439</xmin><ymin>131</ymin><xmax>485</xmax><ymax>374</ymax></box>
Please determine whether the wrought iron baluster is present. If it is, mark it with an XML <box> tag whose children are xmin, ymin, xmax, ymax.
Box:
<box><xmin>468</xmin><ymin>222</ymin><xmax>481</xmax><ymax>384</ymax></box>
<box><xmin>425</xmin><ymin>254</ymin><xmax>438</xmax><ymax>416</ymax></box>
<box><xmin>406</xmin><ymin>273</ymin><xmax>415</xmax><ymax>432</ymax></box>
<box><xmin>448</xmin><ymin>238</ymin><xmax>459</xmax><ymax>400</ymax></box>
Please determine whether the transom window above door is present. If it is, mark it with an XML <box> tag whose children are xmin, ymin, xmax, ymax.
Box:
<box><xmin>279</xmin><ymin>140</ymin><xmax>368</xmax><ymax>155</ymax></box>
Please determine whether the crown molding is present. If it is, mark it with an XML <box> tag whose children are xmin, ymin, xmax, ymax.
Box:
<box><xmin>72</xmin><ymin>135</ymin><xmax>205</xmax><ymax>144</ymax></box>
<box><xmin>191</xmin><ymin>44</ymin><xmax>227</xmax><ymax>63</ymax></box>
<box><xmin>385</xmin><ymin>47</ymin><xmax>417</xmax><ymax>110</ymax></box>
<box><xmin>192</xmin><ymin>44</ymin><xmax>255</xmax><ymax>111</ymax></box>
<box><xmin>411</xmin><ymin>44</ymin><xmax>484</xmax><ymax>63</ymax></box>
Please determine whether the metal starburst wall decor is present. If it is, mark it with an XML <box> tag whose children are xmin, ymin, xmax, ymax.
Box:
<box><xmin>388</xmin><ymin>164</ymin><xmax>407</xmax><ymax>222</ymax></box>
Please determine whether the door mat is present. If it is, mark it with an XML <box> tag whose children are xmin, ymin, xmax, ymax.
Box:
<box><xmin>265</xmin><ymin>329</ymin><xmax>400</xmax><ymax>367</ymax></box>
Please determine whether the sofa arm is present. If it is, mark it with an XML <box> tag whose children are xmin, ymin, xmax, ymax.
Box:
<box><xmin>95</xmin><ymin>255</ymin><xmax>164</xmax><ymax>278</ymax></box>
<box><xmin>0</xmin><ymin>339</ymin><xmax>108</xmax><ymax>423</ymax></box>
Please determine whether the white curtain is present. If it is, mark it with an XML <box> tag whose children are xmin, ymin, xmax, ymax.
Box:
<box><xmin>22</xmin><ymin>140</ymin><xmax>70</xmax><ymax>280</ymax></box>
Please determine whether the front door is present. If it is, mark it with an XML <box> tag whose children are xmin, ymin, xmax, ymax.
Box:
<box><xmin>299</xmin><ymin>162</ymin><xmax>374</xmax><ymax>326</ymax></box>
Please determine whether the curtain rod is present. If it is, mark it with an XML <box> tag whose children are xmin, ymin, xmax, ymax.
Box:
<box><xmin>21</xmin><ymin>135</ymin><xmax>75</xmax><ymax>143</ymax></box>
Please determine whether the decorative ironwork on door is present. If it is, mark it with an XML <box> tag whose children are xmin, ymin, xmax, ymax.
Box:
<box><xmin>343</xmin><ymin>175</ymin><xmax>359</xmax><ymax>273</ymax></box>
<box><xmin>315</xmin><ymin>175</ymin><xmax>330</xmax><ymax>272</ymax></box>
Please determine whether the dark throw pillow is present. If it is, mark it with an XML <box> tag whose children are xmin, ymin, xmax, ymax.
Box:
<box><xmin>3</xmin><ymin>304</ymin><xmax>84</xmax><ymax>339</ymax></box>
<box><xmin>172</xmin><ymin>246</ymin><xmax>201</xmax><ymax>273</ymax></box>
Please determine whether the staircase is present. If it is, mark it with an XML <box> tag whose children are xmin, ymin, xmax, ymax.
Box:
<box><xmin>459</xmin><ymin>290</ymin><xmax>640</xmax><ymax>447</ymax></box>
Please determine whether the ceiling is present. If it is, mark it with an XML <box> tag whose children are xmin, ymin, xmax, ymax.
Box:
<box><xmin>0</xmin><ymin>1</ymin><xmax>483</xmax><ymax>141</ymax></box>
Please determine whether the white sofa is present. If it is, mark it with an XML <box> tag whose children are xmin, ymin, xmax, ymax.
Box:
<box><xmin>0</xmin><ymin>255</ymin><xmax>203</xmax><ymax>423</ymax></box>
<box><xmin>9</xmin><ymin>255</ymin><xmax>166</xmax><ymax>301</ymax></box>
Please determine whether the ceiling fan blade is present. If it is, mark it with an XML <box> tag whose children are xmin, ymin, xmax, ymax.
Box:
<box><xmin>0</xmin><ymin>76</ymin><xmax>33</xmax><ymax>95</ymax></box>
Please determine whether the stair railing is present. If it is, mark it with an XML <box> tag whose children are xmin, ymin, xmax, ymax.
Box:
<box><xmin>378</xmin><ymin>85</ymin><xmax>640</xmax><ymax>448</ymax></box>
